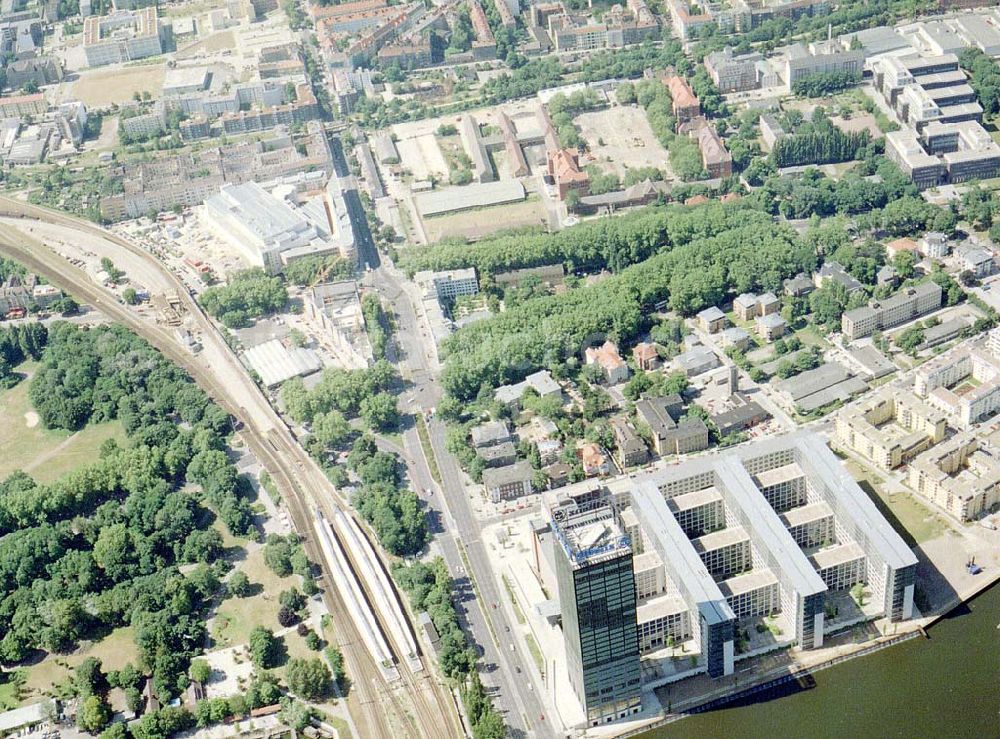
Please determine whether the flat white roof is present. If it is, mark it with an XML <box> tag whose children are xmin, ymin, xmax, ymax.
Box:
<box><xmin>0</xmin><ymin>701</ymin><xmax>51</xmax><ymax>732</ymax></box>
<box><xmin>163</xmin><ymin>65</ymin><xmax>208</xmax><ymax>90</ymax></box>
<box><xmin>633</xmin><ymin>481</ymin><xmax>736</xmax><ymax>628</ymax></box>
<box><xmin>793</xmin><ymin>433</ymin><xmax>917</xmax><ymax>571</ymax></box>
<box><xmin>206</xmin><ymin>182</ymin><xmax>316</xmax><ymax>245</ymax></box>
<box><xmin>244</xmin><ymin>338</ymin><xmax>323</xmax><ymax>387</ymax></box>
<box><xmin>416</xmin><ymin>180</ymin><xmax>526</xmax><ymax>217</ymax></box>
<box><xmin>715</xmin><ymin>456</ymin><xmax>828</xmax><ymax>598</ymax></box>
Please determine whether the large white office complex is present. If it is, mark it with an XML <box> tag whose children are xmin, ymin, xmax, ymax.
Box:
<box><xmin>203</xmin><ymin>176</ymin><xmax>356</xmax><ymax>273</ymax></box>
<box><xmin>532</xmin><ymin>432</ymin><xmax>917</xmax><ymax>713</ymax></box>
<box><xmin>876</xmin><ymin>51</ymin><xmax>1000</xmax><ymax>188</ymax></box>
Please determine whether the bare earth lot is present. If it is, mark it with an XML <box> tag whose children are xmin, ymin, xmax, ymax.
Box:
<box><xmin>421</xmin><ymin>198</ymin><xmax>547</xmax><ymax>242</ymax></box>
<box><xmin>70</xmin><ymin>64</ymin><xmax>168</xmax><ymax>107</ymax></box>
<box><xmin>176</xmin><ymin>30</ymin><xmax>237</xmax><ymax>60</ymax></box>
<box><xmin>575</xmin><ymin>105</ymin><xmax>671</xmax><ymax>178</ymax></box>
<box><xmin>396</xmin><ymin>134</ymin><xmax>450</xmax><ymax>181</ymax></box>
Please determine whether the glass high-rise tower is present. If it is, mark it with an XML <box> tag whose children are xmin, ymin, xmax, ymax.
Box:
<box><xmin>549</xmin><ymin>492</ymin><xmax>642</xmax><ymax>726</ymax></box>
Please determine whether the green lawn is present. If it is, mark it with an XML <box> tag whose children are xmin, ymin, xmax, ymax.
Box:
<box><xmin>0</xmin><ymin>366</ymin><xmax>70</xmax><ymax>478</ymax></box>
<box><xmin>794</xmin><ymin>323</ymin><xmax>830</xmax><ymax>349</ymax></box>
<box><xmin>211</xmin><ymin>546</ymin><xmax>297</xmax><ymax>649</ymax></box>
<box><xmin>27</xmin><ymin>423</ymin><xmax>127</xmax><ymax>483</ymax></box>
<box><xmin>524</xmin><ymin>633</ymin><xmax>545</xmax><ymax>679</ymax></box>
<box><xmin>844</xmin><ymin>460</ymin><xmax>946</xmax><ymax>546</ymax></box>
<box><xmin>0</xmin><ymin>362</ymin><xmax>125</xmax><ymax>482</ymax></box>
<box><xmin>0</xmin><ymin>671</ymin><xmax>25</xmax><ymax>710</ymax></box>
<box><xmin>502</xmin><ymin>575</ymin><xmax>526</xmax><ymax>625</ymax></box>
<box><xmin>21</xmin><ymin>627</ymin><xmax>137</xmax><ymax>706</ymax></box>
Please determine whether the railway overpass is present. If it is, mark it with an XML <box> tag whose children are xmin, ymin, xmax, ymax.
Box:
<box><xmin>0</xmin><ymin>198</ymin><xmax>461</xmax><ymax>739</ymax></box>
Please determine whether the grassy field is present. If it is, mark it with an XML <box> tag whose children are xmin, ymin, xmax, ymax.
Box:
<box><xmin>176</xmin><ymin>31</ymin><xmax>236</xmax><ymax>59</ymax></box>
<box><xmin>211</xmin><ymin>546</ymin><xmax>297</xmax><ymax>649</ymax></box>
<box><xmin>20</xmin><ymin>627</ymin><xmax>137</xmax><ymax>705</ymax></box>
<box><xmin>0</xmin><ymin>672</ymin><xmax>25</xmax><ymax>710</ymax></box>
<box><xmin>422</xmin><ymin>197</ymin><xmax>546</xmax><ymax>243</ymax></box>
<box><xmin>844</xmin><ymin>460</ymin><xmax>947</xmax><ymax>546</ymax></box>
<box><xmin>70</xmin><ymin>64</ymin><xmax>167</xmax><ymax>107</ymax></box>
<box><xmin>0</xmin><ymin>367</ymin><xmax>124</xmax><ymax>482</ymax></box>
<box><xmin>26</xmin><ymin>423</ymin><xmax>127</xmax><ymax>483</ymax></box>
<box><xmin>794</xmin><ymin>323</ymin><xmax>830</xmax><ymax>349</ymax></box>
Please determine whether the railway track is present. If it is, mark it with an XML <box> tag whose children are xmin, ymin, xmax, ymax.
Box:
<box><xmin>0</xmin><ymin>205</ymin><xmax>463</xmax><ymax>739</ymax></box>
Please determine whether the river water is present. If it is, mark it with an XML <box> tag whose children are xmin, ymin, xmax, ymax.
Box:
<box><xmin>646</xmin><ymin>584</ymin><xmax>1000</xmax><ymax>739</ymax></box>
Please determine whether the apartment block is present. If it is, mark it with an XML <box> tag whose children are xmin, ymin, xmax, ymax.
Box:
<box><xmin>635</xmin><ymin>396</ymin><xmax>709</xmax><ymax>457</ymax></box>
<box><xmin>585</xmin><ymin>340</ymin><xmax>630</xmax><ymax>385</ymax></box>
<box><xmin>667</xmin><ymin>0</ymin><xmax>829</xmax><ymax>41</ymax></box>
<box><xmin>305</xmin><ymin>280</ymin><xmax>374</xmax><ymax>367</ymax></box>
<box><xmin>611</xmin><ymin>417</ymin><xmax>650</xmax><ymax>468</ymax></box>
<box><xmin>694</xmin><ymin>121</ymin><xmax>733</xmax><ymax>178</ymax></box>
<box><xmin>703</xmin><ymin>47</ymin><xmax>763</xmax><ymax>93</ymax></box>
<box><xmin>697</xmin><ymin>306</ymin><xmax>727</xmax><ymax>333</ymax></box>
<box><xmin>834</xmin><ymin>388</ymin><xmax>946</xmax><ymax>469</ymax></box>
<box><xmin>0</xmin><ymin>92</ymin><xmax>47</xmax><ymax>117</ymax></box>
<box><xmin>100</xmin><ymin>126</ymin><xmax>334</xmax><ymax>221</ymax></box>
<box><xmin>483</xmin><ymin>461</ymin><xmax>535</xmax><ymax>503</ymax></box>
<box><xmin>665</xmin><ymin>75</ymin><xmax>701</xmax><ymax>124</ymax></box>
<box><xmin>83</xmin><ymin>8</ymin><xmax>162</xmax><ymax>67</ymax></box>
<box><xmin>841</xmin><ymin>281</ymin><xmax>942</xmax><ymax>340</ymax></box>
<box><xmin>914</xmin><ymin>329</ymin><xmax>1000</xmax><ymax>429</ymax></box>
<box><xmin>734</xmin><ymin>292</ymin><xmax>779</xmax><ymax>321</ymax></box>
<box><xmin>547</xmin><ymin>147</ymin><xmax>590</xmax><ymax>200</ymax></box>
<box><xmin>908</xmin><ymin>432</ymin><xmax>1000</xmax><ymax>521</ymax></box>
<box><xmin>413</xmin><ymin>268</ymin><xmax>478</xmax><ymax>300</ymax></box>
<box><xmin>549</xmin><ymin>0</ymin><xmax>658</xmax><ymax>52</ymax></box>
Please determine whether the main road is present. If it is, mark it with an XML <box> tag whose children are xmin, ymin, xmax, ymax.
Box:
<box><xmin>370</xmin><ymin>261</ymin><xmax>554</xmax><ymax>738</ymax></box>
<box><xmin>0</xmin><ymin>199</ymin><xmax>461</xmax><ymax>739</ymax></box>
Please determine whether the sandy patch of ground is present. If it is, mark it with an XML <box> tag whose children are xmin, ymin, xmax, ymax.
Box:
<box><xmin>575</xmin><ymin>105</ymin><xmax>671</xmax><ymax>178</ymax></box>
<box><xmin>203</xmin><ymin>645</ymin><xmax>255</xmax><ymax>699</ymax></box>
<box><xmin>69</xmin><ymin>64</ymin><xmax>167</xmax><ymax>107</ymax></box>
<box><xmin>176</xmin><ymin>30</ymin><xmax>237</xmax><ymax>60</ymax></box>
<box><xmin>422</xmin><ymin>197</ymin><xmax>547</xmax><ymax>242</ymax></box>
<box><xmin>831</xmin><ymin>112</ymin><xmax>881</xmax><ymax>138</ymax></box>
<box><xmin>24</xmin><ymin>411</ymin><xmax>39</xmax><ymax>428</ymax></box>
<box><xmin>396</xmin><ymin>135</ymin><xmax>449</xmax><ymax>181</ymax></box>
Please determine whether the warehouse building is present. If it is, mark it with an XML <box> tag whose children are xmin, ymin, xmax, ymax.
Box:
<box><xmin>243</xmin><ymin>338</ymin><xmax>323</xmax><ymax>387</ymax></box>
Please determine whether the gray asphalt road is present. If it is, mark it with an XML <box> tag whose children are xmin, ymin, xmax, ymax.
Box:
<box><xmin>374</xmin><ymin>262</ymin><xmax>554</xmax><ymax>738</ymax></box>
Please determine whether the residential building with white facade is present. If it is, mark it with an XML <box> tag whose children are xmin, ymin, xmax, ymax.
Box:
<box><xmin>83</xmin><ymin>8</ymin><xmax>162</xmax><ymax>67</ymax></box>
<box><xmin>841</xmin><ymin>282</ymin><xmax>941</xmax><ymax>340</ymax></box>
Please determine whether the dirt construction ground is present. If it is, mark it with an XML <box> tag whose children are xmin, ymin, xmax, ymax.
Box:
<box><xmin>421</xmin><ymin>198</ymin><xmax>547</xmax><ymax>242</ymax></box>
<box><xmin>574</xmin><ymin>105</ymin><xmax>671</xmax><ymax>178</ymax></box>
<box><xmin>70</xmin><ymin>64</ymin><xmax>167</xmax><ymax>107</ymax></box>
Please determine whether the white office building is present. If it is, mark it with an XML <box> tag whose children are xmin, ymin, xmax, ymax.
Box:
<box><xmin>414</xmin><ymin>268</ymin><xmax>479</xmax><ymax>300</ymax></box>
<box><xmin>203</xmin><ymin>182</ymin><xmax>336</xmax><ymax>273</ymax></box>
